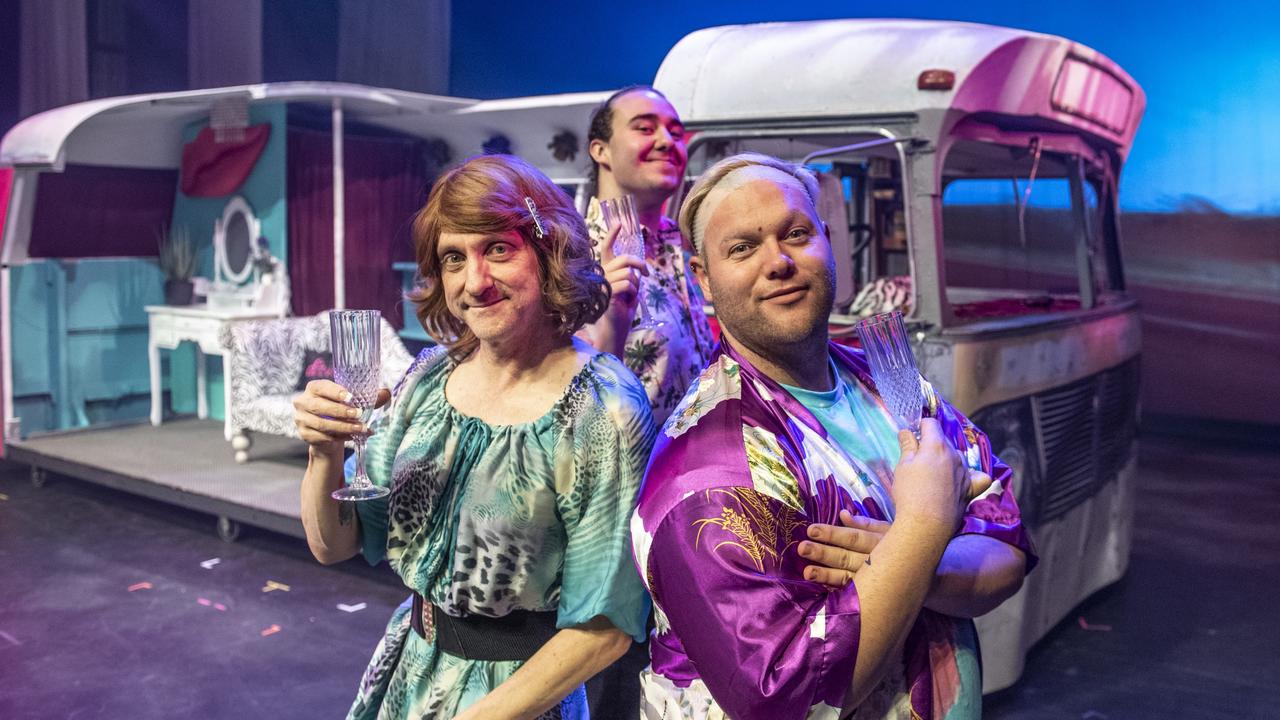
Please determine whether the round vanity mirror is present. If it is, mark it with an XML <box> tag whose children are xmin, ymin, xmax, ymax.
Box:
<box><xmin>215</xmin><ymin>196</ymin><xmax>259</xmax><ymax>285</ymax></box>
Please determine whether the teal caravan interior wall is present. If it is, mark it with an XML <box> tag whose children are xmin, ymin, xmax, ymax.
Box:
<box><xmin>10</xmin><ymin>262</ymin><xmax>57</xmax><ymax>432</ymax></box>
<box><xmin>10</xmin><ymin>259</ymin><xmax>165</xmax><ymax>434</ymax></box>
<box><xmin>167</xmin><ymin>103</ymin><xmax>288</xmax><ymax>419</ymax></box>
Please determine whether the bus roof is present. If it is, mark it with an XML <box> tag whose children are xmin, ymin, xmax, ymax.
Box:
<box><xmin>655</xmin><ymin>19</ymin><xmax>1145</xmax><ymax>155</ymax></box>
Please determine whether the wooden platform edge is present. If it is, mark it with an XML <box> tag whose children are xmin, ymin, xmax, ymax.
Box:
<box><xmin>5</xmin><ymin>441</ymin><xmax>307</xmax><ymax>540</ymax></box>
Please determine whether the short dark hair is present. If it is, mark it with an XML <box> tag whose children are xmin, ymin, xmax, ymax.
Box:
<box><xmin>585</xmin><ymin>84</ymin><xmax>670</xmax><ymax>196</ymax></box>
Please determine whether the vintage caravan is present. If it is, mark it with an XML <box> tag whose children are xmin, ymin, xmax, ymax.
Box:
<box><xmin>0</xmin><ymin>82</ymin><xmax>609</xmax><ymax>537</ymax></box>
<box><xmin>655</xmin><ymin>19</ymin><xmax>1146</xmax><ymax>691</ymax></box>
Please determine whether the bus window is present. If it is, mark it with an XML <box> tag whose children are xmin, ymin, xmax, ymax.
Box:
<box><xmin>941</xmin><ymin>146</ymin><xmax>1104</xmax><ymax>321</ymax></box>
<box><xmin>681</xmin><ymin>134</ymin><xmax>911</xmax><ymax>317</ymax></box>
<box><xmin>1081</xmin><ymin>177</ymin><xmax>1118</xmax><ymax>302</ymax></box>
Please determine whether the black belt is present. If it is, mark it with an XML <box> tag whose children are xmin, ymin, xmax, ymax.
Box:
<box><xmin>410</xmin><ymin>592</ymin><xmax>559</xmax><ymax>661</ymax></box>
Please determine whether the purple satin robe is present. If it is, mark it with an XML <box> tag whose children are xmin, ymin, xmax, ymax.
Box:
<box><xmin>631</xmin><ymin>340</ymin><xmax>1037</xmax><ymax>719</ymax></box>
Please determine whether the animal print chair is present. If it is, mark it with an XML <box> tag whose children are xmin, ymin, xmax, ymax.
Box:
<box><xmin>218</xmin><ymin>311</ymin><xmax>413</xmax><ymax>462</ymax></box>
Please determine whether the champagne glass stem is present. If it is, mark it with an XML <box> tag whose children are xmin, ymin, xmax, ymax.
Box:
<box><xmin>636</xmin><ymin>288</ymin><xmax>653</xmax><ymax>325</ymax></box>
<box><xmin>351</xmin><ymin>435</ymin><xmax>370</xmax><ymax>488</ymax></box>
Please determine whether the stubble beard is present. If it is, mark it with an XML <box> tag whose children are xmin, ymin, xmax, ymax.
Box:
<box><xmin>710</xmin><ymin>267</ymin><xmax>835</xmax><ymax>363</ymax></box>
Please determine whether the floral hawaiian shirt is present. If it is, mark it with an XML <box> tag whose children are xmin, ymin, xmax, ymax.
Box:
<box><xmin>584</xmin><ymin>197</ymin><xmax>715</xmax><ymax>426</ymax></box>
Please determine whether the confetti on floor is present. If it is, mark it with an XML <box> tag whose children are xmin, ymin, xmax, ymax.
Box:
<box><xmin>200</xmin><ymin>558</ymin><xmax>221</xmax><ymax>569</ymax></box>
<box><xmin>1077</xmin><ymin>616</ymin><xmax>1113</xmax><ymax>632</ymax></box>
<box><xmin>127</xmin><ymin>582</ymin><xmax>153</xmax><ymax>592</ymax></box>
<box><xmin>195</xmin><ymin>597</ymin><xmax>227</xmax><ymax>611</ymax></box>
<box><xmin>262</xmin><ymin>580</ymin><xmax>291</xmax><ymax>593</ymax></box>
<box><xmin>260</xmin><ymin>624</ymin><xmax>281</xmax><ymax>637</ymax></box>
<box><xmin>337</xmin><ymin>602</ymin><xmax>367</xmax><ymax>613</ymax></box>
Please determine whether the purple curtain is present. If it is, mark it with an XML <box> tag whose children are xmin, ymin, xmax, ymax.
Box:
<box><xmin>337</xmin><ymin>0</ymin><xmax>449</xmax><ymax>94</ymax></box>
<box><xmin>287</xmin><ymin>126</ymin><xmax>429</xmax><ymax>329</ymax></box>
<box><xmin>29</xmin><ymin>164</ymin><xmax>178</xmax><ymax>258</ymax></box>
<box><xmin>19</xmin><ymin>0</ymin><xmax>87</xmax><ymax>118</ymax></box>
<box><xmin>188</xmin><ymin>0</ymin><xmax>262</xmax><ymax>89</ymax></box>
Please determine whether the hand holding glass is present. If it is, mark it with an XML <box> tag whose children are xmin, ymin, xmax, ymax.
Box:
<box><xmin>855</xmin><ymin>311</ymin><xmax>926</xmax><ymax>434</ymax></box>
<box><xmin>329</xmin><ymin>310</ymin><xmax>389</xmax><ymax>501</ymax></box>
<box><xmin>600</xmin><ymin>195</ymin><xmax>663</xmax><ymax>330</ymax></box>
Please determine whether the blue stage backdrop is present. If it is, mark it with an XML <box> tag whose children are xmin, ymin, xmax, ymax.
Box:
<box><xmin>452</xmin><ymin>1</ymin><xmax>1280</xmax><ymax>215</ymax></box>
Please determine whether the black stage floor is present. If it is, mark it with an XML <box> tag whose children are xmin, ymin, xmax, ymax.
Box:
<box><xmin>0</xmin><ymin>435</ymin><xmax>1276</xmax><ymax>718</ymax></box>
<box><xmin>0</xmin><ymin>456</ymin><xmax>409</xmax><ymax>719</ymax></box>
<box><xmin>984</xmin><ymin>435</ymin><xmax>1280</xmax><ymax>719</ymax></box>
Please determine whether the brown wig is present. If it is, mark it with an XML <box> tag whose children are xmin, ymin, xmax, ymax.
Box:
<box><xmin>408</xmin><ymin>154</ymin><xmax>609</xmax><ymax>360</ymax></box>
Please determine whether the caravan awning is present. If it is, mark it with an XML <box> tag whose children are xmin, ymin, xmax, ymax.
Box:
<box><xmin>0</xmin><ymin>83</ymin><xmax>614</xmax><ymax>180</ymax></box>
<box><xmin>0</xmin><ymin>82</ymin><xmax>477</xmax><ymax>170</ymax></box>
<box><xmin>0</xmin><ymin>82</ymin><xmax>613</xmax><ymax>265</ymax></box>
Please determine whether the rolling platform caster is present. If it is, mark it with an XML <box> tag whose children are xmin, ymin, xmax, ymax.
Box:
<box><xmin>216</xmin><ymin>516</ymin><xmax>242</xmax><ymax>543</ymax></box>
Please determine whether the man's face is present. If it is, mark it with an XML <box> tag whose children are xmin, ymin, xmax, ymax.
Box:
<box><xmin>437</xmin><ymin>230</ymin><xmax>549</xmax><ymax>346</ymax></box>
<box><xmin>691</xmin><ymin>176</ymin><xmax>835</xmax><ymax>355</ymax></box>
<box><xmin>591</xmin><ymin>90</ymin><xmax>687</xmax><ymax>199</ymax></box>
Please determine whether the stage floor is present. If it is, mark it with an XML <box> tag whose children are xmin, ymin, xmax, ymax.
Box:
<box><xmin>3</xmin><ymin>433</ymin><xmax>1276</xmax><ymax>718</ymax></box>
<box><xmin>5</xmin><ymin>419</ymin><xmax>309</xmax><ymax>539</ymax></box>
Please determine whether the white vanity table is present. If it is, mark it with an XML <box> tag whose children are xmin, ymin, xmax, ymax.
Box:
<box><xmin>146</xmin><ymin>304</ymin><xmax>277</xmax><ymax>438</ymax></box>
<box><xmin>146</xmin><ymin>194</ymin><xmax>287</xmax><ymax>440</ymax></box>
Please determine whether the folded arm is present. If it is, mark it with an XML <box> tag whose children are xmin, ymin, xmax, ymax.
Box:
<box><xmin>647</xmin><ymin>487</ymin><xmax>952</xmax><ymax>720</ymax></box>
<box><xmin>842</xmin><ymin>513</ymin><xmax>954</xmax><ymax>710</ymax></box>
<box><xmin>926</xmin><ymin>533</ymin><xmax>1026</xmax><ymax>617</ymax></box>
<box><xmin>803</xmin><ymin>513</ymin><xmax>1026</xmax><ymax>619</ymax></box>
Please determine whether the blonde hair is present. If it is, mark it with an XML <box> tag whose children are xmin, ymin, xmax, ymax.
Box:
<box><xmin>409</xmin><ymin>154</ymin><xmax>609</xmax><ymax>360</ymax></box>
<box><xmin>678</xmin><ymin>152</ymin><xmax>821</xmax><ymax>255</ymax></box>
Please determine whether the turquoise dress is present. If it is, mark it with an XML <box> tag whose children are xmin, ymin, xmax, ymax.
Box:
<box><xmin>347</xmin><ymin>346</ymin><xmax>656</xmax><ymax>719</ymax></box>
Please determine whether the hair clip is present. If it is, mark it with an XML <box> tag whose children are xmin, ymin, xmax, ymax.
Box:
<box><xmin>524</xmin><ymin>197</ymin><xmax>546</xmax><ymax>239</ymax></box>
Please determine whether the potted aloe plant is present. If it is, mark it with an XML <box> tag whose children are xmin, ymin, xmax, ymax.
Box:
<box><xmin>158</xmin><ymin>225</ymin><xmax>197</xmax><ymax>305</ymax></box>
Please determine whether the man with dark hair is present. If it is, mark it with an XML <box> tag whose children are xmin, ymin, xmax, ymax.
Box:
<box><xmin>632</xmin><ymin>153</ymin><xmax>1035</xmax><ymax>719</ymax></box>
<box><xmin>579</xmin><ymin>84</ymin><xmax>715</xmax><ymax>720</ymax></box>
<box><xmin>578</xmin><ymin>86</ymin><xmax>714</xmax><ymax>427</ymax></box>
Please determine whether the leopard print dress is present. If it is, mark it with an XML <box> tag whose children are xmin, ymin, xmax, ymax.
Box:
<box><xmin>347</xmin><ymin>346</ymin><xmax>656</xmax><ymax>719</ymax></box>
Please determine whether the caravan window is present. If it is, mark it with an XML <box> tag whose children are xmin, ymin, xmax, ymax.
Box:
<box><xmin>941</xmin><ymin>140</ymin><xmax>1110</xmax><ymax>321</ymax></box>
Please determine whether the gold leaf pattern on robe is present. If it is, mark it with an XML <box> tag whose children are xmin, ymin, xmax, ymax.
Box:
<box><xmin>692</xmin><ymin>488</ymin><xmax>804</xmax><ymax>572</ymax></box>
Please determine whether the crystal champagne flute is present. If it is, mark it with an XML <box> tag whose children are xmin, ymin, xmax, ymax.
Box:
<box><xmin>854</xmin><ymin>311</ymin><xmax>925</xmax><ymax>434</ymax></box>
<box><xmin>600</xmin><ymin>195</ymin><xmax>663</xmax><ymax>330</ymax></box>
<box><xmin>328</xmin><ymin>310</ymin><xmax>389</xmax><ymax>501</ymax></box>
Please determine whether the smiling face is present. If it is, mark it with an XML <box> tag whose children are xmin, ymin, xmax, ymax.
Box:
<box><xmin>437</xmin><ymin>229</ymin><xmax>551</xmax><ymax>348</ymax></box>
<box><xmin>691</xmin><ymin>177</ymin><xmax>835</xmax><ymax>356</ymax></box>
<box><xmin>590</xmin><ymin>89</ymin><xmax>687</xmax><ymax>204</ymax></box>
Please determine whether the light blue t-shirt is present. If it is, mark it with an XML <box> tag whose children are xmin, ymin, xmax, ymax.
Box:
<box><xmin>783</xmin><ymin>359</ymin><xmax>984</xmax><ymax>719</ymax></box>
<box><xmin>781</xmin><ymin>357</ymin><xmax>902</xmax><ymax>517</ymax></box>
